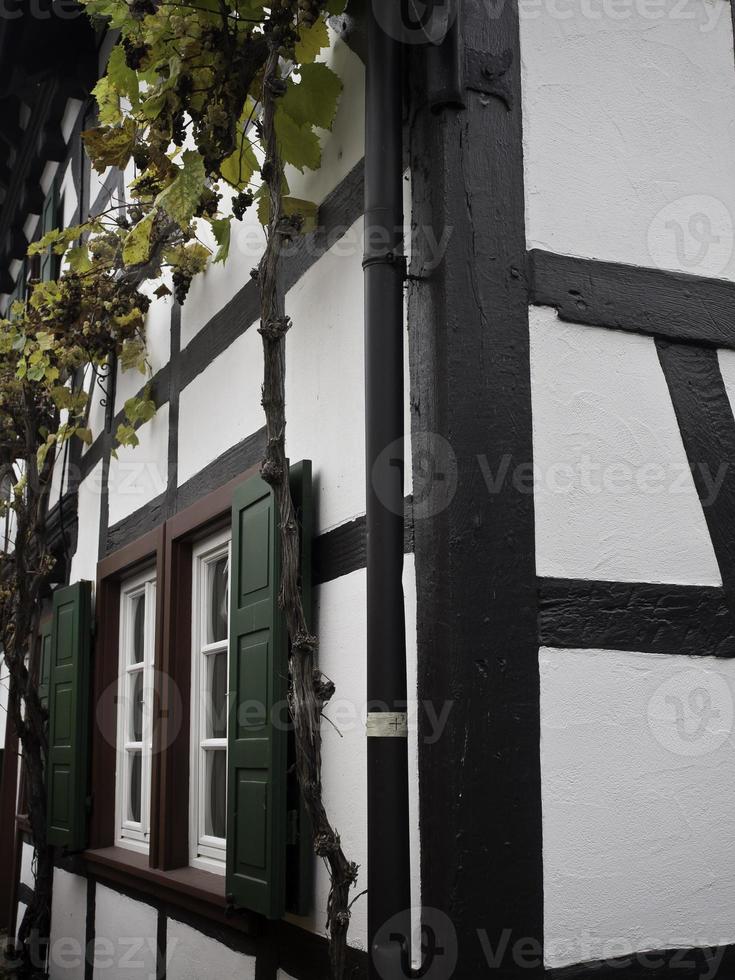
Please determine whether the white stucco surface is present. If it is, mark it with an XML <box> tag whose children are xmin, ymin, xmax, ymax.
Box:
<box><xmin>69</xmin><ymin>463</ymin><xmax>104</xmax><ymax>584</ymax></box>
<box><xmin>107</xmin><ymin>404</ymin><xmax>169</xmax><ymax>527</ymax></box>
<box><xmin>0</xmin><ymin>657</ymin><xmax>9</xmax><ymax>750</ymax></box>
<box><xmin>288</xmin><ymin>556</ymin><xmax>420</xmax><ymax>950</ymax></box>
<box><xmin>177</xmin><ymin>322</ymin><xmax>263</xmax><ymax>486</ymax></box>
<box><xmin>541</xmin><ymin>646</ymin><xmax>735</xmax><ymax>967</ymax></box>
<box><xmin>520</xmin><ymin>0</ymin><xmax>735</xmax><ymax>280</ymax></box>
<box><xmin>530</xmin><ymin>307</ymin><xmax>720</xmax><ymax>584</ymax></box>
<box><xmin>285</xmin><ymin>216</ymin><xmax>365</xmax><ymax>534</ymax></box>
<box><xmin>20</xmin><ymin>840</ymin><xmax>34</xmax><ymax>889</ymax></box>
<box><xmin>49</xmin><ymin>870</ymin><xmax>88</xmax><ymax>980</ymax></box>
<box><xmin>93</xmin><ymin>885</ymin><xmax>158</xmax><ymax>980</ymax></box>
<box><xmin>165</xmin><ymin>918</ymin><xmax>255</xmax><ymax>980</ymax></box>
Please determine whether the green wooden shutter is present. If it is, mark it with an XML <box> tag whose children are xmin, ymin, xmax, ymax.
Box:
<box><xmin>38</xmin><ymin>618</ymin><xmax>52</xmax><ymax>713</ymax></box>
<box><xmin>226</xmin><ymin>473</ymin><xmax>289</xmax><ymax>919</ymax></box>
<box><xmin>286</xmin><ymin>460</ymin><xmax>313</xmax><ymax>915</ymax></box>
<box><xmin>40</xmin><ymin>181</ymin><xmax>60</xmax><ymax>283</ymax></box>
<box><xmin>47</xmin><ymin>581</ymin><xmax>92</xmax><ymax>851</ymax></box>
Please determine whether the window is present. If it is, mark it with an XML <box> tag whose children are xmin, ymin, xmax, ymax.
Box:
<box><xmin>190</xmin><ymin>529</ymin><xmax>231</xmax><ymax>873</ymax></box>
<box><xmin>115</xmin><ymin>568</ymin><xmax>156</xmax><ymax>853</ymax></box>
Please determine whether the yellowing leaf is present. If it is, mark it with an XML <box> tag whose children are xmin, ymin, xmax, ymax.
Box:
<box><xmin>93</xmin><ymin>75</ymin><xmax>121</xmax><ymax>126</ymax></box>
<box><xmin>295</xmin><ymin>16</ymin><xmax>329</xmax><ymax>64</ymax></box>
<box><xmin>122</xmin><ymin>212</ymin><xmax>155</xmax><ymax>267</ymax></box>
<box><xmin>82</xmin><ymin>119</ymin><xmax>136</xmax><ymax>173</ymax></box>
<box><xmin>155</xmin><ymin>150</ymin><xmax>206</xmax><ymax>227</ymax></box>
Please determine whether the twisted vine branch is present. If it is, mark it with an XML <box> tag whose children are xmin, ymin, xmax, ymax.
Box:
<box><xmin>258</xmin><ymin>42</ymin><xmax>359</xmax><ymax>980</ymax></box>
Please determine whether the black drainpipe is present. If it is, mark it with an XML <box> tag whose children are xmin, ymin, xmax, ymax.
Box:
<box><xmin>364</xmin><ymin>0</ymin><xmax>412</xmax><ymax>977</ymax></box>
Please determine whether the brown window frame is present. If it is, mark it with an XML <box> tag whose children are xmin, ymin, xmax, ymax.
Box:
<box><xmin>86</xmin><ymin>467</ymin><xmax>260</xmax><ymax>929</ymax></box>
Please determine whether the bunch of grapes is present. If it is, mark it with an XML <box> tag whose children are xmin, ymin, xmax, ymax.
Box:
<box><xmin>129</xmin><ymin>0</ymin><xmax>156</xmax><ymax>21</ymax></box>
<box><xmin>297</xmin><ymin>0</ymin><xmax>321</xmax><ymax>29</ymax></box>
<box><xmin>232</xmin><ymin>190</ymin><xmax>254</xmax><ymax>220</ymax></box>
<box><xmin>123</xmin><ymin>37</ymin><xmax>149</xmax><ymax>70</ymax></box>
<box><xmin>172</xmin><ymin>269</ymin><xmax>193</xmax><ymax>306</ymax></box>
<box><xmin>172</xmin><ymin>110</ymin><xmax>187</xmax><ymax>148</ymax></box>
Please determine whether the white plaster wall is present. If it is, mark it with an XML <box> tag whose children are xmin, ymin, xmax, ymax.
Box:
<box><xmin>114</xmin><ymin>289</ymin><xmax>172</xmax><ymax>417</ymax></box>
<box><xmin>541</xmin><ymin>645</ymin><xmax>735</xmax><ymax>967</ymax></box>
<box><xmin>20</xmin><ymin>840</ymin><xmax>34</xmax><ymax>890</ymax></box>
<box><xmin>93</xmin><ymin>885</ymin><xmax>158</xmax><ymax>980</ymax></box>
<box><xmin>177</xmin><ymin>322</ymin><xmax>263</xmax><ymax>486</ymax></box>
<box><xmin>49</xmin><ymin>870</ymin><xmax>88</xmax><ymax>980</ymax></box>
<box><xmin>69</xmin><ymin>463</ymin><xmax>103</xmax><ymax>585</ymax></box>
<box><xmin>59</xmin><ymin>161</ymin><xmax>79</xmax><ymax>231</ymax></box>
<box><xmin>165</xmin><ymin>918</ymin><xmax>255</xmax><ymax>980</ymax></box>
<box><xmin>285</xmin><ymin>217</ymin><xmax>364</xmax><ymax>534</ymax></box>
<box><xmin>520</xmin><ymin>0</ymin><xmax>735</xmax><ymax>281</ymax></box>
<box><xmin>107</xmin><ymin>404</ymin><xmax>169</xmax><ymax>527</ymax></box>
<box><xmin>530</xmin><ymin>306</ymin><xmax>720</xmax><ymax>584</ymax></box>
<box><xmin>288</xmin><ymin>555</ymin><xmax>420</xmax><ymax>951</ymax></box>
<box><xmin>0</xmin><ymin>657</ymin><xmax>9</xmax><ymax>750</ymax></box>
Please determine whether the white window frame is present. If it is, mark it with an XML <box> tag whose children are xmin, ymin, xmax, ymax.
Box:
<box><xmin>115</xmin><ymin>567</ymin><xmax>156</xmax><ymax>854</ymax></box>
<box><xmin>189</xmin><ymin>528</ymin><xmax>231</xmax><ymax>874</ymax></box>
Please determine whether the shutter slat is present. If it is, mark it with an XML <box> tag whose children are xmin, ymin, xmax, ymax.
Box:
<box><xmin>227</xmin><ymin>473</ymin><xmax>288</xmax><ymax>919</ymax></box>
<box><xmin>47</xmin><ymin>581</ymin><xmax>92</xmax><ymax>851</ymax></box>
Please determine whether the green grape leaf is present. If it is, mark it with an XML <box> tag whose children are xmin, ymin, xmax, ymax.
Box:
<box><xmin>295</xmin><ymin>16</ymin><xmax>329</xmax><ymax>64</ymax></box>
<box><xmin>107</xmin><ymin>44</ymin><xmax>139</xmax><ymax>105</ymax></box>
<box><xmin>274</xmin><ymin>107</ymin><xmax>321</xmax><ymax>173</ymax></box>
<box><xmin>282</xmin><ymin>62</ymin><xmax>342</xmax><ymax>131</ymax></box>
<box><xmin>122</xmin><ymin>212</ymin><xmax>155</xmax><ymax>267</ymax></box>
<box><xmin>66</xmin><ymin>246</ymin><xmax>92</xmax><ymax>274</ymax></box>
<box><xmin>155</xmin><ymin>150</ymin><xmax>206</xmax><ymax>227</ymax></box>
<box><xmin>209</xmin><ymin>217</ymin><xmax>232</xmax><ymax>264</ymax></box>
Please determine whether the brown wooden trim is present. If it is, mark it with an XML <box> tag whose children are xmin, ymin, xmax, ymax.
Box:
<box><xmin>90</xmin><ymin>525</ymin><xmax>165</xmax><ymax>859</ymax></box>
<box><xmin>165</xmin><ymin>464</ymin><xmax>259</xmax><ymax>544</ymax></box>
<box><xmin>156</xmin><ymin>462</ymin><xmax>258</xmax><ymax>870</ymax></box>
<box><xmin>83</xmin><ymin>846</ymin><xmax>261</xmax><ymax>936</ymax></box>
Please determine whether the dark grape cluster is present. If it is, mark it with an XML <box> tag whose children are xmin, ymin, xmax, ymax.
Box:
<box><xmin>123</xmin><ymin>36</ymin><xmax>149</xmax><ymax>70</ymax></box>
<box><xmin>232</xmin><ymin>190</ymin><xmax>254</xmax><ymax>220</ymax></box>
<box><xmin>172</xmin><ymin>269</ymin><xmax>193</xmax><ymax>306</ymax></box>
<box><xmin>129</xmin><ymin>0</ymin><xmax>156</xmax><ymax>20</ymax></box>
<box><xmin>172</xmin><ymin>110</ymin><xmax>187</xmax><ymax>147</ymax></box>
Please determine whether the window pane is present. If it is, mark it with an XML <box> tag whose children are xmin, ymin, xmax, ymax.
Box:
<box><xmin>208</xmin><ymin>556</ymin><xmax>229</xmax><ymax>644</ymax></box>
<box><xmin>128</xmin><ymin>752</ymin><xmax>142</xmax><ymax>823</ymax></box>
<box><xmin>207</xmin><ymin>651</ymin><xmax>228</xmax><ymax>739</ymax></box>
<box><xmin>132</xmin><ymin>594</ymin><xmax>145</xmax><ymax>663</ymax></box>
<box><xmin>131</xmin><ymin>672</ymin><xmax>144</xmax><ymax>742</ymax></box>
<box><xmin>206</xmin><ymin>750</ymin><xmax>226</xmax><ymax>839</ymax></box>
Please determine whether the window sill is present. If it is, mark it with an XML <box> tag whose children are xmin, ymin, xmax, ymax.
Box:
<box><xmin>83</xmin><ymin>847</ymin><xmax>262</xmax><ymax>936</ymax></box>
